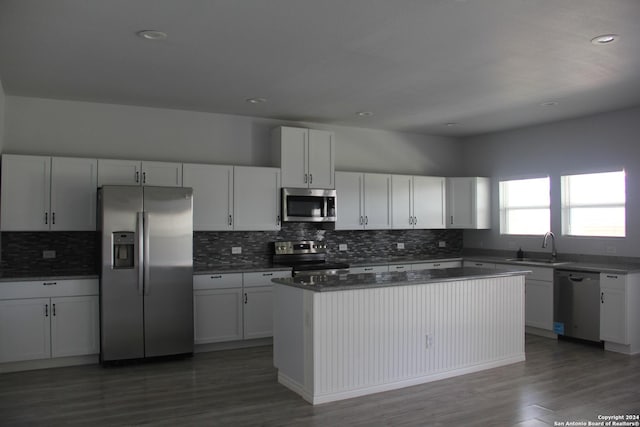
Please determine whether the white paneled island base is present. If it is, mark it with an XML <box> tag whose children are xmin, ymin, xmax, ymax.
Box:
<box><xmin>273</xmin><ymin>271</ymin><xmax>525</xmax><ymax>404</ymax></box>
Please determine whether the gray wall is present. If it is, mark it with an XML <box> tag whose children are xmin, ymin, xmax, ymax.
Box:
<box><xmin>0</xmin><ymin>79</ymin><xmax>5</xmax><ymax>153</ymax></box>
<box><xmin>461</xmin><ymin>106</ymin><xmax>640</xmax><ymax>257</ymax></box>
<box><xmin>4</xmin><ymin>96</ymin><xmax>463</xmax><ymax>176</ymax></box>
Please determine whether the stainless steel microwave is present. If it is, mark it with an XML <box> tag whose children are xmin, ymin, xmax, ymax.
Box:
<box><xmin>281</xmin><ymin>188</ymin><xmax>336</xmax><ymax>222</ymax></box>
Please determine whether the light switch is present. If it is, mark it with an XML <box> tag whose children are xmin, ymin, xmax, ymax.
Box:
<box><xmin>43</xmin><ymin>250</ymin><xmax>56</xmax><ymax>259</ymax></box>
<box><xmin>339</xmin><ymin>244</ymin><xmax>348</xmax><ymax>251</ymax></box>
<box><xmin>438</xmin><ymin>241</ymin><xmax>446</xmax><ymax>248</ymax></box>
<box><xmin>231</xmin><ymin>247</ymin><xmax>242</xmax><ymax>254</ymax></box>
<box><xmin>397</xmin><ymin>242</ymin><xmax>405</xmax><ymax>250</ymax></box>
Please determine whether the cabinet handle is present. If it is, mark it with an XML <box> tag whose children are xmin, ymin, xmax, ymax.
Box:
<box><xmin>601</xmin><ymin>292</ymin><xmax>604</xmax><ymax>304</ymax></box>
<box><xmin>45</xmin><ymin>212</ymin><xmax>48</xmax><ymax>225</ymax></box>
<box><xmin>276</xmin><ymin>215</ymin><xmax>280</xmax><ymax>226</ymax></box>
<box><xmin>45</xmin><ymin>304</ymin><xmax>49</xmax><ymax>317</ymax></box>
<box><xmin>244</xmin><ymin>293</ymin><xmax>248</xmax><ymax>304</ymax></box>
<box><xmin>414</xmin><ymin>216</ymin><xmax>417</xmax><ymax>225</ymax></box>
<box><xmin>359</xmin><ymin>216</ymin><xmax>363</xmax><ymax>225</ymax></box>
<box><xmin>143</xmin><ymin>172</ymin><xmax>146</xmax><ymax>184</ymax></box>
<box><xmin>450</xmin><ymin>215</ymin><xmax>454</xmax><ymax>225</ymax></box>
<box><xmin>43</xmin><ymin>282</ymin><xmax>57</xmax><ymax>286</ymax></box>
<box><xmin>365</xmin><ymin>216</ymin><xmax>368</xmax><ymax>225</ymax></box>
<box><xmin>433</xmin><ymin>263</ymin><xmax>441</xmax><ymax>267</ymax></box>
<box><xmin>364</xmin><ymin>267</ymin><xmax>373</xmax><ymax>271</ymax></box>
<box><xmin>309</xmin><ymin>174</ymin><xmax>313</xmax><ymax>184</ymax></box>
<box><xmin>304</xmin><ymin>174</ymin><xmax>308</xmax><ymax>184</ymax></box>
<box><xmin>229</xmin><ymin>215</ymin><xmax>232</xmax><ymax>226</ymax></box>
<box><xmin>606</xmin><ymin>275</ymin><xmax>618</xmax><ymax>279</ymax></box>
<box><xmin>211</xmin><ymin>275</ymin><xmax>222</xmax><ymax>279</ymax></box>
<box><xmin>135</xmin><ymin>171</ymin><xmax>140</xmax><ymax>183</ymax></box>
<box><xmin>52</xmin><ymin>212</ymin><xmax>55</xmax><ymax>225</ymax></box>
<box><xmin>53</xmin><ymin>303</ymin><xmax>56</xmax><ymax>316</ymax></box>
<box><xmin>262</xmin><ymin>273</ymin><xmax>273</xmax><ymax>276</ymax></box>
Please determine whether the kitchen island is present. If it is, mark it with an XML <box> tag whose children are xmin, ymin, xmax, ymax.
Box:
<box><xmin>272</xmin><ymin>267</ymin><xmax>528</xmax><ymax>404</ymax></box>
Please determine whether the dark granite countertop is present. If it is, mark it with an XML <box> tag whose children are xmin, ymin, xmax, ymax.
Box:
<box><xmin>0</xmin><ymin>272</ymin><xmax>99</xmax><ymax>283</ymax></box>
<box><xmin>194</xmin><ymin>263</ymin><xmax>292</xmax><ymax>275</ymax></box>
<box><xmin>272</xmin><ymin>266</ymin><xmax>529</xmax><ymax>292</ymax></box>
<box><xmin>343</xmin><ymin>257</ymin><xmax>463</xmax><ymax>267</ymax></box>
<box><xmin>464</xmin><ymin>255</ymin><xmax>640</xmax><ymax>274</ymax></box>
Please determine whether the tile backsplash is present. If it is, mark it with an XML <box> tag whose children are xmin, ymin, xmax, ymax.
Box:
<box><xmin>1</xmin><ymin>224</ymin><xmax>463</xmax><ymax>276</ymax></box>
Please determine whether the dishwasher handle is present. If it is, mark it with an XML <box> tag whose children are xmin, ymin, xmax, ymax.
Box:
<box><xmin>569</xmin><ymin>276</ymin><xmax>585</xmax><ymax>282</ymax></box>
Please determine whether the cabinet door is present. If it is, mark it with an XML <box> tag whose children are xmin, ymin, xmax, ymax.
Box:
<box><xmin>50</xmin><ymin>296</ymin><xmax>99</xmax><ymax>358</ymax></box>
<box><xmin>97</xmin><ymin>159</ymin><xmax>141</xmax><ymax>186</ymax></box>
<box><xmin>194</xmin><ymin>288</ymin><xmax>243</xmax><ymax>344</ymax></box>
<box><xmin>447</xmin><ymin>177</ymin><xmax>475</xmax><ymax>228</ymax></box>
<box><xmin>279</xmin><ymin>127</ymin><xmax>308</xmax><ymax>188</ymax></box>
<box><xmin>413</xmin><ymin>176</ymin><xmax>446</xmax><ymax>229</ymax></box>
<box><xmin>50</xmin><ymin>157</ymin><xmax>98</xmax><ymax>231</ymax></box>
<box><xmin>0</xmin><ymin>298</ymin><xmax>51</xmax><ymax>362</ymax></box>
<box><xmin>141</xmin><ymin>161</ymin><xmax>182</xmax><ymax>187</ymax></box>
<box><xmin>307</xmin><ymin>129</ymin><xmax>335</xmax><ymax>189</ymax></box>
<box><xmin>233</xmin><ymin>166</ymin><xmax>281</xmax><ymax>231</ymax></box>
<box><xmin>244</xmin><ymin>286</ymin><xmax>274</xmax><ymax>339</ymax></box>
<box><xmin>391</xmin><ymin>175</ymin><xmax>413</xmax><ymax>229</ymax></box>
<box><xmin>1</xmin><ymin>154</ymin><xmax>51</xmax><ymax>231</ymax></box>
<box><xmin>525</xmin><ymin>279</ymin><xmax>553</xmax><ymax>330</ymax></box>
<box><xmin>335</xmin><ymin>172</ymin><xmax>363</xmax><ymax>230</ymax></box>
<box><xmin>183</xmin><ymin>163</ymin><xmax>233</xmax><ymax>231</ymax></box>
<box><xmin>363</xmin><ymin>173</ymin><xmax>391</xmax><ymax>229</ymax></box>
<box><xmin>600</xmin><ymin>287</ymin><xmax>627</xmax><ymax>344</ymax></box>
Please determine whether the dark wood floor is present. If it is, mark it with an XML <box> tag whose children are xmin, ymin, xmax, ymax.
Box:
<box><xmin>1</xmin><ymin>335</ymin><xmax>639</xmax><ymax>426</ymax></box>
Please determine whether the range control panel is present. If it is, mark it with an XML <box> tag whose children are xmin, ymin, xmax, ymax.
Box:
<box><xmin>274</xmin><ymin>240</ymin><xmax>327</xmax><ymax>255</ymax></box>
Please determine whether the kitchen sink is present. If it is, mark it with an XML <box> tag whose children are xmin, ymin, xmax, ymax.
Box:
<box><xmin>505</xmin><ymin>258</ymin><xmax>569</xmax><ymax>265</ymax></box>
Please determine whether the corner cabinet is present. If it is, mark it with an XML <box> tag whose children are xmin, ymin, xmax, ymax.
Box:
<box><xmin>600</xmin><ymin>272</ymin><xmax>640</xmax><ymax>354</ymax></box>
<box><xmin>272</xmin><ymin>126</ymin><xmax>335</xmax><ymax>189</ymax></box>
<box><xmin>446</xmin><ymin>177</ymin><xmax>490</xmax><ymax>229</ymax></box>
<box><xmin>335</xmin><ymin>171</ymin><xmax>390</xmax><ymax>230</ymax></box>
<box><xmin>97</xmin><ymin>159</ymin><xmax>182</xmax><ymax>187</ymax></box>
<box><xmin>0</xmin><ymin>279</ymin><xmax>99</xmax><ymax>364</ymax></box>
<box><xmin>1</xmin><ymin>154</ymin><xmax>97</xmax><ymax>231</ymax></box>
<box><xmin>391</xmin><ymin>175</ymin><xmax>446</xmax><ymax>229</ymax></box>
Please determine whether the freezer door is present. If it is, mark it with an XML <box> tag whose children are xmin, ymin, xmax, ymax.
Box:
<box><xmin>99</xmin><ymin>186</ymin><xmax>145</xmax><ymax>362</ymax></box>
<box><xmin>143</xmin><ymin>187</ymin><xmax>194</xmax><ymax>357</ymax></box>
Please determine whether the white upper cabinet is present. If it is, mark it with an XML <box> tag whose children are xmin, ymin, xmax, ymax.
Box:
<box><xmin>233</xmin><ymin>166</ymin><xmax>281</xmax><ymax>231</ymax></box>
<box><xmin>391</xmin><ymin>175</ymin><xmax>446</xmax><ymax>229</ymax></box>
<box><xmin>1</xmin><ymin>154</ymin><xmax>51</xmax><ymax>231</ymax></box>
<box><xmin>97</xmin><ymin>159</ymin><xmax>182</xmax><ymax>187</ymax></box>
<box><xmin>446</xmin><ymin>177</ymin><xmax>490</xmax><ymax>229</ymax></box>
<box><xmin>182</xmin><ymin>163</ymin><xmax>234</xmax><ymax>231</ymax></box>
<box><xmin>335</xmin><ymin>171</ymin><xmax>390</xmax><ymax>230</ymax></box>
<box><xmin>1</xmin><ymin>154</ymin><xmax>97</xmax><ymax>231</ymax></box>
<box><xmin>50</xmin><ymin>157</ymin><xmax>98</xmax><ymax>231</ymax></box>
<box><xmin>272</xmin><ymin>126</ymin><xmax>335</xmax><ymax>189</ymax></box>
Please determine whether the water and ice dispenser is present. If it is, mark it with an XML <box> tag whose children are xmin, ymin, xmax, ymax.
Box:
<box><xmin>113</xmin><ymin>232</ymin><xmax>135</xmax><ymax>269</ymax></box>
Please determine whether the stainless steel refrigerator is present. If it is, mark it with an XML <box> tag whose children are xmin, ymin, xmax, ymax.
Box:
<box><xmin>98</xmin><ymin>185</ymin><xmax>194</xmax><ymax>363</ymax></box>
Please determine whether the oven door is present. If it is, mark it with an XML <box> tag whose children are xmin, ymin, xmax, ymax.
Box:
<box><xmin>282</xmin><ymin>188</ymin><xmax>336</xmax><ymax>222</ymax></box>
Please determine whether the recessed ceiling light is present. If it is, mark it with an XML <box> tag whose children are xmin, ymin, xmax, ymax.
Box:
<box><xmin>590</xmin><ymin>34</ymin><xmax>619</xmax><ymax>45</ymax></box>
<box><xmin>137</xmin><ymin>30</ymin><xmax>167</xmax><ymax>40</ymax></box>
<box><xmin>356</xmin><ymin>111</ymin><xmax>374</xmax><ymax>117</ymax></box>
<box><xmin>445</xmin><ymin>122</ymin><xmax>457</xmax><ymax>127</ymax></box>
<box><xmin>245</xmin><ymin>97</ymin><xmax>267</xmax><ymax>104</ymax></box>
<box><xmin>541</xmin><ymin>101</ymin><xmax>558</xmax><ymax>107</ymax></box>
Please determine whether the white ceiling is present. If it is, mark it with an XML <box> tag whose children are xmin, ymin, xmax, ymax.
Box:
<box><xmin>1</xmin><ymin>0</ymin><xmax>639</xmax><ymax>137</ymax></box>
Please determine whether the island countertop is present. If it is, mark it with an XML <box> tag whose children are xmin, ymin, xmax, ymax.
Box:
<box><xmin>271</xmin><ymin>266</ymin><xmax>529</xmax><ymax>292</ymax></box>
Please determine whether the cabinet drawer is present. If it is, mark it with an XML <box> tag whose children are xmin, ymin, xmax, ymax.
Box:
<box><xmin>243</xmin><ymin>270</ymin><xmax>291</xmax><ymax>287</ymax></box>
<box><xmin>413</xmin><ymin>261</ymin><xmax>462</xmax><ymax>270</ymax></box>
<box><xmin>0</xmin><ymin>279</ymin><xmax>99</xmax><ymax>300</ymax></box>
<box><xmin>349</xmin><ymin>265</ymin><xmax>389</xmax><ymax>274</ymax></box>
<box><xmin>600</xmin><ymin>273</ymin><xmax>626</xmax><ymax>290</ymax></box>
<box><xmin>465</xmin><ymin>261</ymin><xmax>495</xmax><ymax>269</ymax></box>
<box><xmin>389</xmin><ymin>264</ymin><xmax>411</xmax><ymax>271</ymax></box>
<box><xmin>193</xmin><ymin>273</ymin><xmax>242</xmax><ymax>290</ymax></box>
<box><xmin>527</xmin><ymin>266</ymin><xmax>554</xmax><ymax>281</ymax></box>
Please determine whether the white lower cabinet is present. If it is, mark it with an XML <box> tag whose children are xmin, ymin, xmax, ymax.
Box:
<box><xmin>0</xmin><ymin>280</ymin><xmax>99</xmax><ymax>364</ymax></box>
<box><xmin>599</xmin><ymin>273</ymin><xmax>640</xmax><ymax>349</ymax></box>
<box><xmin>193</xmin><ymin>270</ymin><xmax>291</xmax><ymax>344</ymax></box>
<box><xmin>524</xmin><ymin>279</ymin><xmax>554</xmax><ymax>330</ymax></box>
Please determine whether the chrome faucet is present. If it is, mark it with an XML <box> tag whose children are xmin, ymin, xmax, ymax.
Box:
<box><xmin>542</xmin><ymin>231</ymin><xmax>557</xmax><ymax>260</ymax></box>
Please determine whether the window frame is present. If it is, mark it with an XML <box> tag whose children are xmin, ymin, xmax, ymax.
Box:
<box><xmin>499</xmin><ymin>176</ymin><xmax>551</xmax><ymax>236</ymax></box>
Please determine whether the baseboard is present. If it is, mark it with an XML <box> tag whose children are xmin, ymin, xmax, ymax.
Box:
<box><xmin>0</xmin><ymin>354</ymin><xmax>98</xmax><ymax>374</ymax></box>
<box><xmin>195</xmin><ymin>337</ymin><xmax>272</xmax><ymax>353</ymax></box>
<box><xmin>525</xmin><ymin>326</ymin><xmax>557</xmax><ymax>339</ymax></box>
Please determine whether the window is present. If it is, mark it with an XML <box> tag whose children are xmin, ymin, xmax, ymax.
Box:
<box><xmin>499</xmin><ymin>177</ymin><xmax>550</xmax><ymax>235</ymax></box>
<box><xmin>561</xmin><ymin>170</ymin><xmax>625</xmax><ymax>237</ymax></box>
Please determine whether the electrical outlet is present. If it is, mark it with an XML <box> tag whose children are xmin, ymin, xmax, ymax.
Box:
<box><xmin>438</xmin><ymin>241</ymin><xmax>446</xmax><ymax>248</ymax></box>
<box><xmin>397</xmin><ymin>242</ymin><xmax>405</xmax><ymax>250</ymax></box>
<box><xmin>42</xmin><ymin>250</ymin><xmax>56</xmax><ymax>259</ymax></box>
<box><xmin>231</xmin><ymin>247</ymin><xmax>242</xmax><ymax>254</ymax></box>
<box><xmin>339</xmin><ymin>243</ymin><xmax>348</xmax><ymax>251</ymax></box>
<box><xmin>425</xmin><ymin>334</ymin><xmax>433</xmax><ymax>349</ymax></box>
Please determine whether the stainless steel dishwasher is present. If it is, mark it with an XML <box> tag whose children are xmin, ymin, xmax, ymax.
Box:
<box><xmin>553</xmin><ymin>269</ymin><xmax>601</xmax><ymax>343</ymax></box>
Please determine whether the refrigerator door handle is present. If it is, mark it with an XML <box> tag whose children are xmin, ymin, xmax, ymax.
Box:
<box><xmin>143</xmin><ymin>212</ymin><xmax>151</xmax><ymax>295</ymax></box>
<box><xmin>137</xmin><ymin>212</ymin><xmax>144</xmax><ymax>296</ymax></box>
